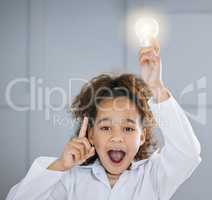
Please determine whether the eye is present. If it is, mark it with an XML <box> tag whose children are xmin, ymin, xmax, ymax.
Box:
<box><xmin>100</xmin><ymin>126</ymin><xmax>111</xmax><ymax>131</ymax></box>
<box><xmin>123</xmin><ymin>127</ymin><xmax>135</xmax><ymax>133</ymax></box>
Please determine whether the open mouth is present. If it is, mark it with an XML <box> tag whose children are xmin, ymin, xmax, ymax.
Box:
<box><xmin>107</xmin><ymin>150</ymin><xmax>126</xmax><ymax>164</ymax></box>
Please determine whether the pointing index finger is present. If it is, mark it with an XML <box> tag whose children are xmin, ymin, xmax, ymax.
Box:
<box><xmin>78</xmin><ymin>116</ymin><xmax>88</xmax><ymax>138</ymax></box>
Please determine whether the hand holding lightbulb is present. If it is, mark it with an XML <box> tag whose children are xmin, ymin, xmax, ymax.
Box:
<box><xmin>136</xmin><ymin>18</ymin><xmax>170</xmax><ymax>102</ymax></box>
<box><xmin>138</xmin><ymin>38</ymin><xmax>161</xmax><ymax>85</ymax></box>
<box><xmin>135</xmin><ymin>17</ymin><xmax>162</xmax><ymax>88</ymax></box>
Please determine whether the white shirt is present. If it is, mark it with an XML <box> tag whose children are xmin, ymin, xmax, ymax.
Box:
<box><xmin>6</xmin><ymin>94</ymin><xmax>202</xmax><ymax>200</ymax></box>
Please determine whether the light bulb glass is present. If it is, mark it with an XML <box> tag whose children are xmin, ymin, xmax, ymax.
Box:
<box><xmin>135</xmin><ymin>17</ymin><xmax>159</xmax><ymax>47</ymax></box>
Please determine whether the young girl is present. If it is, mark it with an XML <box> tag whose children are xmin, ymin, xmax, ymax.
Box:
<box><xmin>6</xmin><ymin>40</ymin><xmax>201</xmax><ymax>200</ymax></box>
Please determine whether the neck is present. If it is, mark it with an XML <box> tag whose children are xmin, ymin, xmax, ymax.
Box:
<box><xmin>107</xmin><ymin>173</ymin><xmax>119</xmax><ymax>187</ymax></box>
<box><xmin>105</xmin><ymin>170</ymin><xmax>121</xmax><ymax>187</ymax></box>
<box><xmin>104</xmin><ymin>163</ymin><xmax>132</xmax><ymax>182</ymax></box>
<box><xmin>106</xmin><ymin>171</ymin><xmax>120</xmax><ymax>179</ymax></box>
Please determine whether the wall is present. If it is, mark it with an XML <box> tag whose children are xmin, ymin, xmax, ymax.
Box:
<box><xmin>0</xmin><ymin>0</ymin><xmax>211</xmax><ymax>199</ymax></box>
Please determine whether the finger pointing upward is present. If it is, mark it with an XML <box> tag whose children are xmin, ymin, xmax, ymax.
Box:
<box><xmin>79</xmin><ymin>116</ymin><xmax>88</xmax><ymax>138</ymax></box>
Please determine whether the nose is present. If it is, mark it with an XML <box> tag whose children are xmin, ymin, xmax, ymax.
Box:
<box><xmin>110</xmin><ymin>131</ymin><xmax>124</xmax><ymax>143</ymax></box>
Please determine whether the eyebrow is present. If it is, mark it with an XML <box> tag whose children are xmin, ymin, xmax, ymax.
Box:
<box><xmin>96</xmin><ymin>117</ymin><xmax>111</xmax><ymax>125</ymax></box>
<box><xmin>125</xmin><ymin>118</ymin><xmax>136</xmax><ymax>124</ymax></box>
<box><xmin>96</xmin><ymin>117</ymin><xmax>136</xmax><ymax>125</ymax></box>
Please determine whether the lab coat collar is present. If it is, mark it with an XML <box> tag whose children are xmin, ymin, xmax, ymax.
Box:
<box><xmin>78</xmin><ymin>155</ymin><xmax>155</xmax><ymax>187</ymax></box>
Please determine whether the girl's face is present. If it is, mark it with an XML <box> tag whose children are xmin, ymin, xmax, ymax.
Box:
<box><xmin>88</xmin><ymin>97</ymin><xmax>146</xmax><ymax>175</ymax></box>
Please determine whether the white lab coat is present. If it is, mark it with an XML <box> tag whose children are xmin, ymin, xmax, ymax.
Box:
<box><xmin>6</xmin><ymin>94</ymin><xmax>201</xmax><ymax>200</ymax></box>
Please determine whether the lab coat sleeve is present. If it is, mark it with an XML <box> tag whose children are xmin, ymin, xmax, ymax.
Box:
<box><xmin>6</xmin><ymin>157</ymin><xmax>73</xmax><ymax>200</ymax></box>
<box><xmin>148</xmin><ymin>93</ymin><xmax>202</xmax><ymax>200</ymax></box>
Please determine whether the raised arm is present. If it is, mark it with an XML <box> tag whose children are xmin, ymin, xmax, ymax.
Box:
<box><xmin>148</xmin><ymin>93</ymin><xmax>201</xmax><ymax>200</ymax></box>
<box><xmin>138</xmin><ymin>39</ymin><xmax>201</xmax><ymax>199</ymax></box>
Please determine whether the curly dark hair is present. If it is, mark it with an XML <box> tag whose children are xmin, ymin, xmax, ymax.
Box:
<box><xmin>70</xmin><ymin>73</ymin><xmax>159</xmax><ymax>165</ymax></box>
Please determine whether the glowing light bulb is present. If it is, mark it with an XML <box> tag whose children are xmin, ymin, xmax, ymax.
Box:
<box><xmin>135</xmin><ymin>17</ymin><xmax>159</xmax><ymax>47</ymax></box>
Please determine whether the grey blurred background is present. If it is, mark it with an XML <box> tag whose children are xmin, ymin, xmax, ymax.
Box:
<box><xmin>0</xmin><ymin>0</ymin><xmax>211</xmax><ymax>199</ymax></box>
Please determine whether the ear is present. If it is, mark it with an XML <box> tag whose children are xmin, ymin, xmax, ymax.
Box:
<box><xmin>140</xmin><ymin>128</ymin><xmax>146</xmax><ymax>145</ymax></box>
<box><xmin>87</xmin><ymin>128</ymin><xmax>94</xmax><ymax>145</ymax></box>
